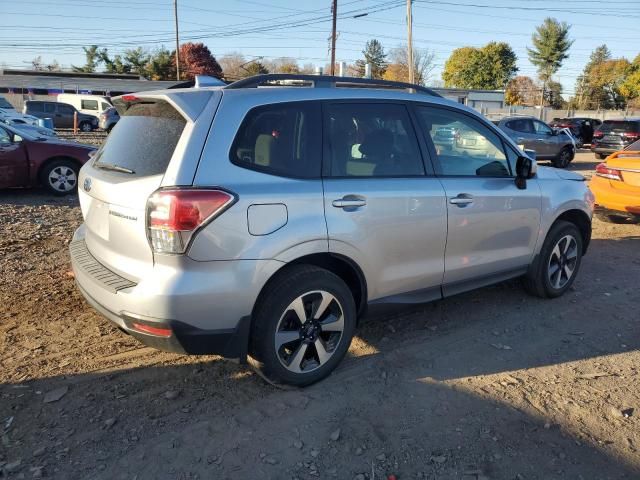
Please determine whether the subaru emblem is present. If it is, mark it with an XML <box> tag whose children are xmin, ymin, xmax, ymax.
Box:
<box><xmin>83</xmin><ymin>178</ymin><xmax>92</xmax><ymax>192</ymax></box>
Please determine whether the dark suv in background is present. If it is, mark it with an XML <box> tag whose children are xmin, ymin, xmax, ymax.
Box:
<box><xmin>591</xmin><ymin>119</ymin><xmax>640</xmax><ymax>159</ymax></box>
<box><xmin>549</xmin><ymin>117</ymin><xmax>601</xmax><ymax>148</ymax></box>
<box><xmin>23</xmin><ymin>100</ymin><xmax>98</xmax><ymax>132</ymax></box>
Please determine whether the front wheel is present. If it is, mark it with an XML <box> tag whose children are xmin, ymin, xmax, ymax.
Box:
<box><xmin>523</xmin><ymin>220</ymin><xmax>583</xmax><ymax>298</ymax></box>
<box><xmin>79</xmin><ymin>121</ymin><xmax>93</xmax><ymax>132</ymax></box>
<box><xmin>250</xmin><ymin>265</ymin><xmax>356</xmax><ymax>387</ymax></box>
<box><xmin>40</xmin><ymin>159</ymin><xmax>79</xmax><ymax>195</ymax></box>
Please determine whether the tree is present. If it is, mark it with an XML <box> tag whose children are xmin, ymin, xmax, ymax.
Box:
<box><xmin>589</xmin><ymin>59</ymin><xmax>632</xmax><ymax>109</ymax></box>
<box><xmin>383</xmin><ymin>45</ymin><xmax>436</xmax><ymax>86</ymax></box>
<box><xmin>177</xmin><ymin>42</ymin><xmax>223</xmax><ymax>80</ymax></box>
<box><xmin>31</xmin><ymin>56</ymin><xmax>44</xmax><ymax>71</ymax></box>
<box><xmin>146</xmin><ymin>47</ymin><xmax>174</xmax><ymax>80</ymax></box>
<box><xmin>355</xmin><ymin>39</ymin><xmax>387</xmax><ymax>79</ymax></box>
<box><xmin>124</xmin><ymin>47</ymin><xmax>150</xmax><ymax>75</ymax></box>
<box><xmin>99</xmin><ymin>49</ymin><xmax>130</xmax><ymax>74</ymax></box>
<box><xmin>219</xmin><ymin>52</ymin><xmax>248</xmax><ymax>81</ymax></box>
<box><xmin>72</xmin><ymin>45</ymin><xmax>101</xmax><ymax>73</ymax></box>
<box><xmin>505</xmin><ymin>76</ymin><xmax>539</xmax><ymax>105</ymax></box>
<box><xmin>45</xmin><ymin>60</ymin><xmax>61</xmax><ymax>72</ymax></box>
<box><xmin>527</xmin><ymin>18</ymin><xmax>573</xmax><ymax>107</ymax></box>
<box><xmin>442</xmin><ymin>42</ymin><xmax>517</xmax><ymax>89</ymax></box>
<box><xmin>620</xmin><ymin>54</ymin><xmax>640</xmax><ymax>108</ymax></box>
<box><xmin>546</xmin><ymin>80</ymin><xmax>564</xmax><ymax>109</ymax></box>
<box><xmin>243</xmin><ymin>61</ymin><xmax>269</xmax><ymax>77</ymax></box>
<box><xmin>574</xmin><ymin>44</ymin><xmax>612</xmax><ymax>109</ymax></box>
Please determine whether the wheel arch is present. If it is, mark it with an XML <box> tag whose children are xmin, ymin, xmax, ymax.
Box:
<box><xmin>253</xmin><ymin>253</ymin><xmax>368</xmax><ymax>321</ymax></box>
<box><xmin>552</xmin><ymin>209</ymin><xmax>592</xmax><ymax>254</ymax></box>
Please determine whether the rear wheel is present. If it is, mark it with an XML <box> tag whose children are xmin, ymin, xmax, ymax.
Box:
<box><xmin>79</xmin><ymin>121</ymin><xmax>93</xmax><ymax>132</ymax></box>
<box><xmin>40</xmin><ymin>159</ymin><xmax>79</xmax><ymax>195</ymax></box>
<box><xmin>553</xmin><ymin>147</ymin><xmax>574</xmax><ymax>168</ymax></box>
<box><xmin>250</xmin><ymin>265</ymin><xmax>356</xmax><ymax>386</ymax></box>
<box><xmin>596</xmin><ymin>153</ymin><xmax>607</xmax><ymax>160</ymax></box>
<box><xmin>523</xmin><ymin>220</ymin><xmax>583</xmax><ymax>298</ymax></box>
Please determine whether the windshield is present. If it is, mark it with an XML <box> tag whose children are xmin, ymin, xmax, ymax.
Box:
<box><xmin>3</xmin><ymin>123</ymin><xmax>39</xmax><ymax>141</ymax></box>
<box><xmin>600</xmin><ymin>121</ymin><xmax>640</xmax><ymax>133</ymax></box>
<box><xmin>93</xmin><ymin>99</ymin><xmax>186</xmax><ymax>177</ymax></box>
<box><xmin>0</xmin><ymin>97</ymin><xmax>15</xmax><ymax>109</ymax></box>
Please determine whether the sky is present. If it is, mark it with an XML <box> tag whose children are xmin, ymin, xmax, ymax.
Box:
<box><xmin>1</xmin><ymin>0</ymin><xmax>639</xmax><ymax>97</ymax></box>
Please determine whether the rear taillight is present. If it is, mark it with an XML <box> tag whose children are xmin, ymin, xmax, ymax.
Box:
<box><xmin>146</xmin><ymin>189</ymin><xmax>236</xmax><ymax>254</ymax></box>
<box><xmin>595</xmin><ymin>163</ymin><xmax>622</xmax><ymax>181</ymax></box>
<box><xmin>623</xmin><ymin>132</ymin><xmax>640</xmax><ymax>141</ymax></box>
<box><xmin>593</xmin><ymin>130</ymin><xmax>603</xmax><ymax>139</ymax></box>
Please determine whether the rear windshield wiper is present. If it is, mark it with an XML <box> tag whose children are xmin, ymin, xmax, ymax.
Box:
<box><xmin>94</xmin><ymin>162</ymin><xmax>135</xmax><ymax>174</ymax></box>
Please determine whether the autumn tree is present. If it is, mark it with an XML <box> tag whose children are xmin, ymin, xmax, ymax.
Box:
<box><xmin>383</xmin><ymin>45</ymin><xmax>435</xmax><ymax>86</ymax></box>
<box><xmin>505</xmin><ymin>76</ymin><xmax>539</xmax><ymax>105</ymax></box>
<box><xmin>264</xmin><ymin>57</ymin><xmax>300</xmax><ymax>74</ymax></box>
<box><xmin>589</xmin><ymin>59</ymin><xmax>632</xmax><ymax>109</ymax></box>
<box><xmin>355</xmin><ymin>39</ymin><xmax>387</xmax><ymax>79</ymax></box>
<box><xmin>443</xmin><ymin>42</ymin><xmax>517</xmax><ymax>89</ymax></box>
<box><xmin>573</xmin><ymin>45</ymin><xmax>611</xmax><ymax>109</ymax></box>
<box><xmin>177</xmin><ymin>42</ymin><xmax>223</xmax><ymax>80</ymax></box>
<box><xmin>620</xmin><ymin>54</ymin><xmax>640</xmax><ymax>108</ymax></box>
<box><xmin>527</xmin><ymin>18</ymin><xmax>573</xmax><ymax>107</ymax></box>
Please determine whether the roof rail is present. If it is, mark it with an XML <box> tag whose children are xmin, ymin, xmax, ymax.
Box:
<box><xmin>224</xmin><ymin>74</ymin><xmax>442</xmax><ymax>97</ymax></box>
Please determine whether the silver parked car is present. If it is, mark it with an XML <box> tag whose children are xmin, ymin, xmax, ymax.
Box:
<box><xmin>99</xmin><ymin>107</ymin><xmax>120</xmax><ymax>132</ymax></box>
<box><xmin>495</xmin><ymin>116</ymin><xmax>576</xmax><ymax>168</ymax></box>
<box><xmin>70</xmin><ymin>75</ymin><xmax>594</xmax><ymax>386</ymax></box>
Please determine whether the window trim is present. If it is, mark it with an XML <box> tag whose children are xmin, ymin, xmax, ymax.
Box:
<box><xmin>321</xmin><ymin>99</ymin><xmax>428</xmax><ymax>179</ymax></box>
<box><xmin>411</xmin><ymin>102</ymin><xmax>516</xmax><ymax>179</ymax></box>
<box><xmin>228</xmin><ymin>100</ymin><xmax>323</xmax><ymax>180</ymax></box>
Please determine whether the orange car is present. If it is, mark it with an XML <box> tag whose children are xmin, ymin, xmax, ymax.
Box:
<box><xmin>589</xmin><ymin>139</ymin><xmax>640</xmax><ymax>223</ymax></box>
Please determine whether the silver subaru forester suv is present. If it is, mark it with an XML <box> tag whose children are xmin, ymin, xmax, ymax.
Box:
<box><xmin>70</xmin><ymin>75</ymin><xmax>594</xmax><ymax>386</ymax></box>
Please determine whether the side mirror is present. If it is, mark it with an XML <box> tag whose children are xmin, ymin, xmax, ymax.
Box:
<box><xmin>515</xmin><ymin>155</ymin><xmax>534</xmax><ymax>190</ymax></box>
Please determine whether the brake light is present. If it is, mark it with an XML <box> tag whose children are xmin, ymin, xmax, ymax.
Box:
<box><xmin>593</xmin><ymin>130</ymin><xmax>603</xmax><ymax>139</ymax></box>
<box><xmin>121</xmin><ymin>94</ymin><xmax>139</xmax><ymax>102</ymax></box>
<box><xmin>595</xmin><ymin>163</ymin><xmax>622</xmax><ymax>181</ymax></box>
<box><xmin>623</xmin><ymin>132</ymin><xmax>640</xmax><ymax>141</ymax></box>
<box><xmin>146</xmin><ymin>189</ymin><xmax>236</xmax><ymax>254</ymax></box>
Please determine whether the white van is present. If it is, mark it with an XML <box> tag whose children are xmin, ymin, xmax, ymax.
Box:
<box><xmin>57</xmin><ymin>94</ymin><xmax>113</xmax><ymax>119</ymax></box>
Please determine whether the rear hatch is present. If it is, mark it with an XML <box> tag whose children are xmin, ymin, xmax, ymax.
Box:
<box><xmin>77</xmin><ymin>90</ymin><xmax>218</xmax><ymax>280</ymax></box>
<box><xmin>607</xmin><ymin>151</ymin><xmax>640</xmax><ymax>189</ymax></box>
<box><xmin>595</xmin><ymin>120</ymin><xmax>640</xmax><ymax>148</ymax></box>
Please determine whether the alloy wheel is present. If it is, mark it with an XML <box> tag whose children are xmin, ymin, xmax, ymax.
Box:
<box><xmin>48</xmin><ymin>166</ymin><xmax>77</xmax><ymax>193</ymax></box>
<box><xmin>274</xmin><ymin>290</ymin><xmax>345</xmax><ymax>374</ymax></box>
<box><xmin>547</xmin><ymin>234</ymin><xmax>578</xmax><ymax>289</ymax></box>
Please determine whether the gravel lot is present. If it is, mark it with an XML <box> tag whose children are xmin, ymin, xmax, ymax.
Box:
<box><xmin>1</xmin><ymin>150</ymin><xmax>639</xmax><ymax>480</ymax></box>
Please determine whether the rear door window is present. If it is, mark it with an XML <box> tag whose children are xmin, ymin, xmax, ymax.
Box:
<box><xmin>81</xmin><ymin>99</ymin><xmax>99</xmax><ymax>111</ymax></box>
<box><xmin>28</xmin><ymin>103</ymin><xmax>44</xmax><ymax>113</ymax></box>
<box><xmin>601</xmin><ymin>121</ymin><xmax>640</xmax><ymax>133</ymax></box>
<box><xmin>230</xmin><ymin>101</ymin><xmax>321</xmax><ymax>178</ymax></box>
<box><xmin>324</xmin><ymin>103</ymin><xmax>424</xmax><ymax>177</ymax></box>
<box><xmin>93</xmin><ymin>99</ymin><xmax>186</xmax><ymax>177</ymax></box>
<box><xmin>44</xmin><ymin>103</ymin><xmax>56</xmax><ymax>113</ymax></box>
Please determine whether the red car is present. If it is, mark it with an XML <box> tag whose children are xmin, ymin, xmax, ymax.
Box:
<box><xmin>0</xmin><ymin>122</ymin><xmax>96</xmax><ymax>195</ymax></box>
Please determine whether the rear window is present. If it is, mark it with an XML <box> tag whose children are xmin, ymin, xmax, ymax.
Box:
<box><xmin>93</xmin><ymin>100</ymin><xmax>186</xmax><ymax>177</ymax></box>
<box><xmin>230</xmin><ymin>101</ymin><xmax>321</xmax><ymax>178</ymax></box>
<box><xmin>600</xmin><ymin>121</ymin><xmax>640</xmax><ymax>133</ymax></box>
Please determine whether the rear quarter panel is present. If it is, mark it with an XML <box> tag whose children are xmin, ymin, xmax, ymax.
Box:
<box><xmin>26</xmin><ymin>141</ymin><xmax>93</xmax><ymax>185</ymax></box>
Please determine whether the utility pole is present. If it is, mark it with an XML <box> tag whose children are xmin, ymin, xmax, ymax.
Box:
<box><xmin>330</xmin><ymin>0</ymin><xmax>337</xmax><ymax>76</ymax></box>
<box><xmin>174</xmin><ymin>0</ymin><xmax>180</xmax><ymax>81</ymax></box>
<box><xmin>406</xmin><ymin>0</ymin><xmax>414</xmax><ymax>84</ymax></box>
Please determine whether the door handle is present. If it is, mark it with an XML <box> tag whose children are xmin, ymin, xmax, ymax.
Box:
<box><xmin>332</xmin><ymin>195</ymin><xmax>366</xmax><ymax>209</ymax></box>
<box><xmin>449</xmin><ymin>194</ymin><xmax>474</xmax><ymax>206</ymax></box>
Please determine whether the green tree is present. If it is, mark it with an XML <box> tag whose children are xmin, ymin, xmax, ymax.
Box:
<box><xmin>146</xmin><ymin>47</ymin><xmax>174</xmax><ymax>80</ymax></box>
<box><xmin>527</xmin><ymin>18</ymin><xmax>573</xmax><ymax>107</ymax></box>
<box><xmin>243</xmin><ymin>61</ymin><xmax>269</xmax><ymax>77</ymax></box>
<box><xmin>99</xmin><ymin>49</ymin><xmax>130</xmax><ymax>74</ymax></box>
<box><xmin>355</xmin><ymin>39</ymin><xmax>387</xmax><ymax>79</ymax></box>
<box><xmin>124</xmin><ymin>47</ymin><xmax>150</xmax><ymax>75</ymax></box>
<box><xmin>72</xmin><ymin>45</ymin><xmax>101</xmax><ymax>73</ymax></box>
<box><xmin>442</xmin><ymin>42</ymin><xmax>517</xmax><ymax>89</ymax></box>
<box><xmin>620</xmin><ymin>54</ymin><xmax>640</xmax><ymax>108</ymax></box>
<box><xmin>574</xmin><ymin>44</ymin><xmax>611</xmax><ymax>109</ymax></box>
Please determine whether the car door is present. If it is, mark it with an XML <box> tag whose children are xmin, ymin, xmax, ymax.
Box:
<box><xmin>532</xmin><ymin>119</ymin><xmax>557</xmax><ymax>157</ymax></box>
<box><xmin>43</xmin><ymin>103</ymin><xmax>58</xmax><ymax>126</ymax></box>
<box><xmin>322</xmin><ymin>101</ymin><xmax>447</xmax><ymax>302</ymax></box>
<box><xmin>414</xmin><ymin>105</ymin><xmax>542</xmax><ymax>295</ymax></box>
<box><xmin>57</xmin><ymin>104</ymin><xmax>74</xmax><ymax>128</ymax></box>
<box><xmin>27</xmin><ymin>102</ymin><xmax>46</xmax><ymax>120</ymax></box>
<box><xmin>0</xmin><ymin>126</ymin><xmax>29</xmax><ymax>188</ymax></box>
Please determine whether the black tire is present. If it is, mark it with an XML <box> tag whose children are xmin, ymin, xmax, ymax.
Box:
<box><xmin>523</xmin><ymin>220</ymin><xmax>583</xmax><ymax>298</ymax></box>
<box><xmin>40</xmin><ymin>159</ymin><xmax>79</xmax><ymax>195</ymax></box>
<box><xmin>596</xmin><ymin>153</ymin><xmax>607</xmax><ymax>160</ymax></box>
<box><xmin>250</xmin><ymin>265</ymin><xmax>356</xmax><ymax>387</ymax></box>
<box><xmin>553</xmin><ymin>146</ymin><xmax>574</xmax><ymax>168</ymax></box>
<box><xmin>79</xmin><ymin>121</ymin><xmax>93</xmax><ymax>132</ymax></box>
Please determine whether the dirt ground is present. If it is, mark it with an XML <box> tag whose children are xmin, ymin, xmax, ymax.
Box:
<box><xmin>1</xmin><ymin>151</ymin><xmax>639</xmax><ymax>480</ymax></box>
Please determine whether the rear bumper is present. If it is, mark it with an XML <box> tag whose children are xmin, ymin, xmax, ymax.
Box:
<box><xmin>70</xmin><ymin>225</ymin><xmax>283</xmax><ymax>359</ymax></box>
<box><xmin>591</xmin><ymin>145</ymin><xmax>622</xmax><ymax>155</ymax></box>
